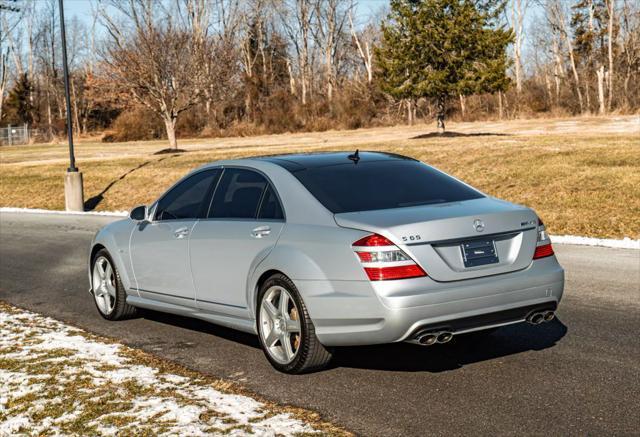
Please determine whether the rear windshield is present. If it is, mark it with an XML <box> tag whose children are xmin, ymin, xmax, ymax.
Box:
<box><xmin>292</xmin><ymin>160</ymin><xmax>483</xmax><ymax>213</ymax></box>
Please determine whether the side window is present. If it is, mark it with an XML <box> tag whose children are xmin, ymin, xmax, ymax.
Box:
<box><xmin>258</xmin><ymin>184</ymin><xmax>284</xmax><ymax>220</ymax></box>
<box><xmin>209</xmin><ymin>168</ymin><xmax>267</xmax><ymax>219</ymax></box>
<box><xmin>155</xmin><ymin>169</ymin><xmax>221</xmax><ymax>221</ymax></box>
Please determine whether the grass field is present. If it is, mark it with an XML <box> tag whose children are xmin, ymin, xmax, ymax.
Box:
<box><xmin>1</xmin><ymin>116</ymin><xmax>638</xmax><ymax>239</ymax></box>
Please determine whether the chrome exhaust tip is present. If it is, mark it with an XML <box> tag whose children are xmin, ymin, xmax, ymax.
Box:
<box><xmin>436</xmin><ymin>332</ymin><xmax>453</xmax><ymax>343</ymax></box>
<box><xmin>527</xmin><ymin>312</ymin><xmax>544</xmax><ymax>325</ymax></box>
<box><xmin>418</xmin><ymin>334</ymin><xmax>437</xmax><ymax>346</ymax></box>
<box><xmin>543</xmin><ymin>311</ymin><xmax>555</xmax><ymax>322</ymax></box>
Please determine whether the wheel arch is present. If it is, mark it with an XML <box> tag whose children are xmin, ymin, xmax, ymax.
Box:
<box><xmin>88</xmin><ymin>243</ymin><xmax>107</xmax><ymax>293</ymax></box>
<box><xmin>252</xmin><ymin>269</ymin><xmax>286</xmax><ymax>315</ymax></box>
<box><xmin>90</xmin><ymin>243</ymin><xmax>106</xmax><ymax>264</ymax></box>
<box><xmin>248</xmin><ymin>245</ymin><xmax>326</xmax><ymax>317</ymax></box>
<box><xmin>90</xmin><ymin>225</ymin><xmax>136</xmax><ymax>292</ymax></box>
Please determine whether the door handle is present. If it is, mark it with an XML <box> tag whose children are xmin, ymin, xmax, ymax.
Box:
<box><xmin>174</xmin><ymin>227</ymin><xmax>190</xmax><ymax>239</ymax></box>
<box><xmin>251</xmin><ymin>226</ymin><xmax>271</xmax><ymax>238</ymax></box>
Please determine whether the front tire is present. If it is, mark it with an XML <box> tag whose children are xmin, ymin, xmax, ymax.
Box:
<box><xmin>91</xmin><ymin>249</ymin><xmax>138</xmax><ymax>320</ymax></box>
<box><xmin>257</xmin><ymin>274</ymin><xmax>332</xmax><ymax>374</ymax></box>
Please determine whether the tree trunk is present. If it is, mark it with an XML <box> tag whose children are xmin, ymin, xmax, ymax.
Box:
<box><xmin>544</xmin><ymin>72</ymin><xmax>553</xmax><ymax>108</ymax></box>
<box><xmin>498</xmin><ymin>91</ymin><xmax>504</xmax><ymax>120</ymax></box>
<box><xmin>597</xmin><ymin>66</ymin><xmax>606</xmax><ymax>115</ymax></box>
<box><xmin>552</xmin><ymin>38</ymin><xmax>563</xmax><ymax>105</ymax></box>
<box><xmin>459</xmin><ymin>94</ymin><xmax>466</xmax><ymax>118</ymax></box>
<box><xmin>71</xmin><ymin>78</ymin><xmax>81</xmax><ymax>137</ymax></box>
<box><xmin>566</xmin><ymin>45</ymin><xmax>584</xmax><ymax>113</ymax></box>
<box><xmin>299</xmin><ymin>0</ymin><xmax>311</xmax><ymax>106</ymax></box>
<box><xmin>584</xmin><ymin>79</ymin><xmax>591</xmax><ymax>113</ymax></box>
<box><xmin>607</xmin><ymin>0</ymin><xmax>615</xmax><ymax>111</ymax></box>
<box><xmin>286</xmin><ymin>59</ymin><xmax>296</xmax><ymax>96</ymax></box>
<box><xmin>606</xmin><ymin>0</ymin><xmax>614</xmax><ymax>112</ymax></box>
<box><xmin>45</xmin><ymin>81</ymin><xmax>54</xmax><ymax>140</ymax></box>
<box><xmin>511</xmin><ymin>0</ymin><xmax>528</xmax><ymax>95</ymax></box>
<box><xmin>407</xmin><ymin>99</ymin><xmax>413</xmax><ymax>126</ymax></box>
<box><xmin>436</xmin><ymin>95</ymin><xmax>446</xmax><ymax>133</ymax></box>
<box><xmin>0</xmin><ymin>53</ymin><xmax>6</xmax><ymax>122</ymax></box>
<box><xmin>163</xmin><ymin>115</ymin><xmax>178</xmax><ymax>149</ymax></box>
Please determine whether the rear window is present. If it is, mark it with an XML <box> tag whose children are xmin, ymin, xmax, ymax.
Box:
<box><xmin>292</xmin><ymin>161</ymin><xmax>483</xmax><ymax>213</ymax></box>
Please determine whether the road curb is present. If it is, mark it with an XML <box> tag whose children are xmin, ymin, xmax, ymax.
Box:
<box><xmin>1</xmin><ymin>207</ymin><xmax>638</xmax><ymax>250</ymax></box>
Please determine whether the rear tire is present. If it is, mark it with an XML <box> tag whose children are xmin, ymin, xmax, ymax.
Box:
<box><xmin>91</xmin><ymin>249</ymin><xmax>138</xmax><ymax>321</ymax></box>
<box><xmin>257</xmin><ymin>273</ymin><xmax>332</xmax><ymax>374</ymax></box>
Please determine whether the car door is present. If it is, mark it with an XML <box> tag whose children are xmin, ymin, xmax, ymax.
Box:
<box><xmin>130</xmin><ymin>168</ymin><xmax>221</xmax><ymax>305</ymax></box>
<box><xmin>189</xmin><ymin>167</ymin><xmax>285</xmax><ymax>314</ymax></box>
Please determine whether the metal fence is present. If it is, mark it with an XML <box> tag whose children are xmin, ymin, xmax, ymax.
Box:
<box><xmin>0</xmin><ymin>124</ymin><xmax>33</xmax><ymax>146</ymax></box>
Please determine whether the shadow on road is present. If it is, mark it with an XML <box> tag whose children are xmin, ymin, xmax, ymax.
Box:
<box><xmin>411</xmin><ymin>132</ymin><xmax>511</xmax><ymax>139</ymax></box>
<box><xmin>139</xmin><ymin>309</ymin><xmax>261</xmax><ymax>349</ymax></box>
<box><xmin>331</xmin><ymin>319</ymin><xmax>567</xmax><ymax>372</ymax></box>
<box><xmin>138</xmin><ymin>308</ymin><xmax>567</xmax><ymax>373</ymax></box>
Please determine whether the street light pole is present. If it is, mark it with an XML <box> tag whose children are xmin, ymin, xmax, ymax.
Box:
<box><xmin>58</xmin><ymin>0</ymin><xmax>84</xmax><ymax>210</ymax></box>
<box><xmin>59</xmin><ymin>0</ymin><xmax>76</xmax><ymax>172</ymax></box>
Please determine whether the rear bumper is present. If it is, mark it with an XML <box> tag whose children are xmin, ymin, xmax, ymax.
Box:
<box><xmin>295</xmin><ymin>256</ymin><xmax>564</xmax><ymax>346</ymax></box>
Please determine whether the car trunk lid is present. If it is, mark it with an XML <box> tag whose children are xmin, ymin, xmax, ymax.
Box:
<box><xmin>335</xmin><ymin>197</ymin><xmax>539</xmax><ymax>282</ymax></box>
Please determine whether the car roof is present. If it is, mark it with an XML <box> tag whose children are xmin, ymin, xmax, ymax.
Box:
<box><xmin>255</xmin><ymin>151</ymin><xmax>416</xmax><ymax>171</ymax></box>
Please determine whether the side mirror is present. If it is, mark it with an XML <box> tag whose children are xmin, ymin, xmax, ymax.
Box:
<box><xmin>129</xmin><ymin>205</ymin><xmax>147</xmax><ymax>221</ymax></box>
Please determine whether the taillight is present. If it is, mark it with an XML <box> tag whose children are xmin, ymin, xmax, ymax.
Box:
<box><xmin>534</xmin><ymin>243</ymin><xmax>554</xmax><ymax>259</ymax></box>
<box><xmin>533</xmin><ymin>217</ymin><xmax>554</xmax><ymax>259</ymax></box>
<box><xmin>353</xmin><ymin>234</ymin><xmax>427</xmax><ymax>281</ymax></box>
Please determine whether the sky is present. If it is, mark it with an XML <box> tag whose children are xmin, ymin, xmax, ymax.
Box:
<box><xmin>63</xmin><ymin>0</ymin><xmax>389</xmax><ymax>26</ymax></box>
<box><xmin>57</xmin><ymin>0</ymin><xmax>543</xmax><ymax>74</ymax></box>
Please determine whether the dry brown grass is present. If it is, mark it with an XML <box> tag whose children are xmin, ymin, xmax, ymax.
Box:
<box><xmin>1</xmin><ymin>117</ymin><xmax>638</xmax><ymax>239</ymax></box>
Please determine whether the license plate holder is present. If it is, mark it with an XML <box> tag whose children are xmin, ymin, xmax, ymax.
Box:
<box><xmin>461</xmin><ymin>239</ymin><xmax>499</xmax><ymax>267</ymax></box>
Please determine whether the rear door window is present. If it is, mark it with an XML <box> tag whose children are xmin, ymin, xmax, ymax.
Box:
<box><xmin>208</xmin><ymin>168</ymin><xmax>268</xmax><ymax>219</ymax></box>
<box><xmin>291</xmin><ymin>160</ymin><xmax>483</xmax><ymax>213</ymax></box>
<box><xmin>258</xmin><ymin>184</ymin><xmax>284</xmax><ymax>220</ymax></box>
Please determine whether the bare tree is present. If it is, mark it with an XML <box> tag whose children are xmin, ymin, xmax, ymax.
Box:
<box><xmin>278</xmin><ymin>0</ymin><xmax>315</xmax><ymax>105</ymax></box>
<box><xmin>0</xmin><ymin>51</ymin><xmax>7</xmax><ymax>122</ymax></box>
<box><xmin>99</xmin><ymin>0</ymin><xmax>224</xmax><ymax>149</ymax></box>
<box><xmin>605</xmin><ymin>0</ymin><xmax>615</xmax><ymax>111</ymax></box>
<box><xmin>0</xmin><ymin>0</ymin><xmax>23</xmax><ymax>122</ymax></box>
<box><xmin>314</xmin><ymin>0</ymin><xmax>350</xmax><ymax>101</ymax></box>
<box><xmin>509</xmin><ymin>0</ymin><xmax>531</xmax><ymax>94</ymax></box>
<box><xmin>546</xmin><ymin>0</ymin><xmax>585</xmax><ymax>113</ymax></box>
<box><xmin>348</xmin><ymin>11</ymin><xmax>374</xmax><ymax>84</ymax></box>
<box><xmin>619</xmin><ymin>0</ymin><xmax>640</xmax><ymax>108</ymax></box>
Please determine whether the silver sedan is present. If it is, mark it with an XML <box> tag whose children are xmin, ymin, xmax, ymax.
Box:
<box><xmin>89</xmin><ymin>151</ymin><xmax>564</xmax><ymax>373</ymax></box>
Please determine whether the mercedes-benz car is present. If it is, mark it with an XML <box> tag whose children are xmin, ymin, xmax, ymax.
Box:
<box><xmin>89</xmin><ymin>151</ymin><xmax>564</xmax><ymax>373</ymax></box>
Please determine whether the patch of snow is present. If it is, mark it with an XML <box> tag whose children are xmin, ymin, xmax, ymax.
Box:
<box><xmin>0</xmin><ymin>306</ymin><xmax>320</xmax><ymax>436</ymax></box>
<box><xmin>0</xmin><ymin>415</ymin><xmax>30</xmax><ymax>435</ymax></box>
<box><xmin>551</xmin><ymin>235</ymin><xmax>639</xmax><ymax>250</ymax></box>
<box><xmin>0</xmin><ymin>207</ymin><xmax>128</xmax><ymax>217</ymax></box>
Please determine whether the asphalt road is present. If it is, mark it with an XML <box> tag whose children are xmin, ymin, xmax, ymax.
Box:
<box><xmin>1</xmin><ymin>211</ymin><xmax>639</xmax><ymax>436</ymax></box>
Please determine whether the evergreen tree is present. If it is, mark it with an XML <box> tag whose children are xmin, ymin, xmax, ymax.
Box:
<box><xmin>376</xmin><ymin>0</ymin><xmax>513</xmax><ymax>132</ymax></box>
<box><xmin>3</xmin><ymin>74</ymin><xmax>34</xmax><ymax>126</ymax></box>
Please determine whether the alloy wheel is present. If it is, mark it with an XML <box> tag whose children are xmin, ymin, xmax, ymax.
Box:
<box><xmin>259</xmin><ymin>285</ymin><xmax>302</xmax><ymax>364</ymax></box>
<box><xmin>92</xmin><ymin>256</ymin><xmax>117</xmax><ymax>315</ymax></box>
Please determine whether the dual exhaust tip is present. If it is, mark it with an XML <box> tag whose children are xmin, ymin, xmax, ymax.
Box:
<box><xmin>413</xmin><ymin>310</ymin><xmax>556</xmax><ymax>346</ymax></box>
<box><xmin>416</xmin><ymin>331</ymin><xmax>453</xmax><ymax>346</ymax></box>
<box><xmin>526</xmin><ymin>310</ymin><xmax>555</xmax><ymax>325</ymax></box>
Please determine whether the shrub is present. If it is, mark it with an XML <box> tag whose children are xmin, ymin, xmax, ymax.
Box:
<box><xmin>103</xmin><ymin>107</ymin><xmax>164</xmax><ymax>142</ymax></box>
